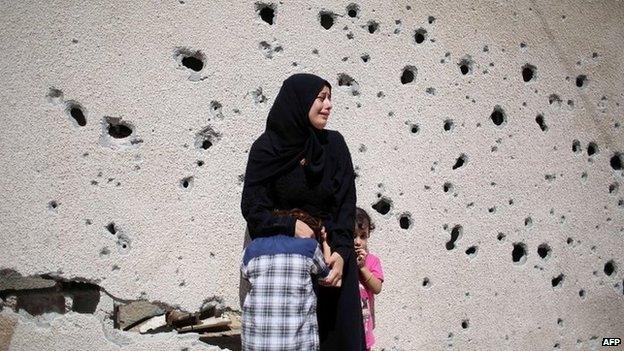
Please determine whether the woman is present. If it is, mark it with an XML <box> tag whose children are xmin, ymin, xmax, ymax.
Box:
<box><xmin>241</xmin><ymin>73</ymin><xmax>365</xmax><ymax>350</ymax></box>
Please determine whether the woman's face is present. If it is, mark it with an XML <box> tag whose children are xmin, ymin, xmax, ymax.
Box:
<box><xmin>308</xmin><ymin>85</ymin><xmax>332</xmax><ymax>130</ymax></box>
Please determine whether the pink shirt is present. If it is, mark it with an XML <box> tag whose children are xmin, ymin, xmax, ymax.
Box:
<box><xmin>358</xmin><ymin>252</ymin><xmax>384</xmax><ymax>350</ymax></box>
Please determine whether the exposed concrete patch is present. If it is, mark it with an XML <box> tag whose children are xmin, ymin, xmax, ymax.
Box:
<box><xmin>115</xmin><ymin>300</ymin><xmax>166</xmax><ymax>330</ymax></box>
<box><xmin>0</xmin><ymin>313</ymin><xmax>18</xmax><ymax>351</ymax></box>
<box><xmin>1</xmin><ymin>310</ymin><xmax>222</xmax><ymax>351</ymax></box>
<box><xmin>0</xmin><ymin>269</ymin><xmax>57</xmax><ymax>291</ymax></box>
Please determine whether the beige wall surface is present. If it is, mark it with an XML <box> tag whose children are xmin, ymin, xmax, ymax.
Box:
<box><xmin>1</xmin><ymin>0</ymin><xmax>623</xmax><ymax>350</ymax></box>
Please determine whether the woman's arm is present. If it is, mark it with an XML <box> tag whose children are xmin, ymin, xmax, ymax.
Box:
<box><xmin>320</xmin><ymin>132</ymin><xmax>355</xmax><ymax>288</ymax></box>
<box><xmin>327</xmin><ymin>132</ymin><xmax>356</xmax><ymax>261</ymax></box>
<box><xmin>241</xmin><ymin>180</ymin><xmax>296</xmax><ymax>239</ymax></box>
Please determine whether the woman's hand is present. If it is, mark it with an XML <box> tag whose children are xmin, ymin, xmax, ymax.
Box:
<box><xmin>295</xmin><ymin>219</ymin><xmax>315</xmax><ymax>239</ymax></box>
<box><xmin>321</xmin><ymin>252</ymin><xmax>344</xmax><ymax>287</ymax></box>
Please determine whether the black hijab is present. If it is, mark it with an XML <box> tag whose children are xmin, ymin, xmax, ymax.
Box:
<box><xmin>244</xmin><ymin>73</ymin><xmax>334</xmax><ymax>187</ymax></box>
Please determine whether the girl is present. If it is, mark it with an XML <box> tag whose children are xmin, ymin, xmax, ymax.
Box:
<box><xmin>354</xmin><ymin>207</ymin><xmax>384</xmax><ymax>351</ymax></box>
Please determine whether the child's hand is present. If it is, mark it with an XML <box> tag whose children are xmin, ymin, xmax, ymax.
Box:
<box><xmin>320</xmin><ymin>226</ymin><xmax>327</xmax><ymax>241</ymax></box>
<box><xmin>355</xmin><ymin>247</ymin><xmax>367</xmax><ymax>268</ymax></box>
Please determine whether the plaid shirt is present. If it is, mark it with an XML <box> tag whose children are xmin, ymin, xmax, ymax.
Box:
<box><xmin>241</xmin><ymin>235</ymin><xmax>330</xmax><ymax>351</ymax></box>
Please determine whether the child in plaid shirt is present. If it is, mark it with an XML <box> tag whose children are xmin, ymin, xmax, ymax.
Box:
<box><xmin>241</xmin><ymin>234</ymin><xmax>331</xmax><ymax>351</ymax></box>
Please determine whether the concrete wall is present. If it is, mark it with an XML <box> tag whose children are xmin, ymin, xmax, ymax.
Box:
<box><xmin>1</xmin><ymin>0</ymin><xmax>623</xmax><ymax>349</ymax></box>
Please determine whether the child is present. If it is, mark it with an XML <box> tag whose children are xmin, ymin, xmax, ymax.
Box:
<box><xmin>354</xmin><ymin>207</ymin><xmax>384</xmax><ymax>351</ymax></box>
<box><xmin>241</xmin><ymin>233</ymin><xmax>330</xmax><ymax>351</ymax></box>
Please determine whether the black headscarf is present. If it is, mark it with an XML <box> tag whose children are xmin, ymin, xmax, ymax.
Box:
<box><xmin>244</xmin><ymin>73</ymin><xmax>333</xmax><ymax>187</ymax></box>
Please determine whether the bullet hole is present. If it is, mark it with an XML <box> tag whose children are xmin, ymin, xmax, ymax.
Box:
<box><xmin>537</xmin><ymin>243</ymin><xmax>551</xmax><ymax>259</ymax></box>
<box><xmin>551</xmin><ymin>273</ymin><xmax>564</xmax><ymax>287</ymax></box>
<box><xmin>610</xmin><ymin>153</ymin><xmax>622</xmax><ymax>170</ymax></box>
<box><xmin>99</xmin><ymin>247</ymin><xmax>110</xmax><ymax>257</ymax></box>
<box><xmin>180</xmin><ymin>176</ymin><xmax>193</xmax><ymax>189</ymax></box>
<box><xmin>46</xmin><ymin>200</ymin><xmax>59</xmax><ymax>211</ymax></box>
<box><xmin>195</xmin><ymin>125</ymin><xmax>220</xmax><ymax>151</ymax></box>
<box><xmin>609</xmin><ymin>182</ymin><xmax>619</xmax><ymax>194</ymax></box>
<box><xmin>497</xmin><ymin>232</ymin><xmax>506</xmax><ymax>241</ymax></box>
<box><xmin>116</xmin><ymin>234</ymin><xmax>131</xmax><ymax>254</ymax></box>
<box><xmin>443</xmin><ymin>182</ymin><xmax>453</xmax><ymax>193</ymax></box>
<box><xmin>535</xmin><ymin>114</ymin><xmax>548</xmax><ymax>131</ymax></box>
<box><xmin>425</xmin><ymin>87</ymin><xmax>436</xmax><ymax>95</ymax></box>
<box><xmin>548</xmin><ymin>94</ymin><xmax>562</xmax><ymax>106</ymax></box>
<box><xmin>346</xmin><ymin>3</ymin><xmax>359</xmax><ymax>18</ymax></box>
<box><xmin>104</xmin><ymin>117</ymin><xmax>133</xmax><ymax>139</ymax></box>
<box><xmin>377</xmin><ymin>91</ymin><xmax>385</xmax><ymax>98</ymax></box>
<box><xmin>575</xmin><ymin>75</ymin><xmax>587</xmax><ymax>88</ymax></box>
<box><xmin>393</xmin><ymin>19</ymin><xmax>402</xmax><ymax>34</ymax></box>
<box><xmin>372</xmin><ymin>197</ymin><xmax>392</xmax><ymax>215</ymax></box>
<box><xmin>488</xmin><ymin>206</ymin><xmax>496</xmax><ymax>213</ymax></box>
<box><xmin>65</xmin><ymin>102</ymin><xmax>87</xmax><ymax>127</ymax></box>
<box><xmin>414</xmin><ymin>28</ymin><xmax>427</xmax><ymax>44</ymax></box>
<box><xmin>399</xmin><ymin>213</ymin><xmax>412</xmax><ymax>229</ymax></box>
<box><xmin>257</xmin><ymin>3</ymin><xmax>275</xmax><ymax>25</ymax></box>
<box><xmin>490</xmin><ymin>106</ymin><xmax>506</xmax><ymax>126</ymax></box>
<box><xmin>319</xmin><ymin>11</ymin><xmax>335</xmax><ymax>30</ymax></box>
<box><xmin>422</xmin><ymin>277</ymin><xmax>430</xmax><ymax>287</ymax></box>
<box><xmin>259</xmin><ymin>41</ymin><xmax>283</xmax><ymax>59</ymax></box>
<box><xmin>337</xmin><ymin>73</ymin><xmax>360</xmax><ymax>96</ymax></box>
<box><xmin>512</xmin><ymin>242</ymin><xmax>527</xmax><ymax>264</ymax></box>
<box><xmin>361</xmin><ymin>53</ymin><xmax>370</xmax><ymax>62</ymax></box>
<box><xmin>443</xmin><ymin>119</ymin><xmax>454</xmax><ymax>131</ymax></box>
<box><xmin>366</xmin><ymin>20</ymin><xmax>379</xmax><ymax>34</ymax></box>
<box><xmin>409</xmin><ymin>123</ymin><xmax>420</xmax><ymax>134</ymax></box>
<box><xmin>461</xmin><ymin>319</ymin><xmax>469</xmax><ymax>329</ymax></box>
<box><xmin>587</xmin><ymin>142</ymin><xmax>598</xmax><ymax>156</ymax></box>
<box><xmin>106</xmin><ymin>222</ymin><xmax>117</xmax><ymax>235</ymax></box>
<box><xmin>521</xmin><ymin>64</ymin><xmax>536</xmax><ymax>82</ymax></box>
<box><xmin>524</xmin><ymin>216</ymin><xmax>533</xmax><ymax>227</ymax></box>
<box><xmin>46</xmin><ymin>87</ymin><xmax>64</xmax><ymax>105</ymax></box>
<box><xmin>452</xmin><ymin>154</ymin><xmax>467</xmax><ymax>170</ymax></box>
<box><xmin>197</xmin><ymin>160</ymin><xmax>204</xmax><ymax>166</ymax></box>
<box><xmin>358</xmin><ymin>144</ymin><xmax>367</xmax><ymax>153</ymax></box>
<box><xmin>209</xmin><ymin>100</ymin><xmax>224</xmax><ymax>119</ymax></box>
<box><xmin>458</xmin><ymin>57</ymin><xmax>473</xmax><ymax>75</ymax></box>
<box><xmin>428</xmin><ymin>16</ymin><xmax>435</xmax><ymax>24</ymax></box>
<box><xmin>465</xmin><ymin>246</ymin><xmax>477</xmax><ymax>258</ymax></box>
<box><xmin>400</xmin><ymin>66</ymin><xmax>417</xmax><ymax>84</ymax></box>
<box><xmin>579</xmin><ymin>289</ymin><xmax>585</xmax><ymax>299</ymax></box>
<box><xmin>182</xmin><ymin>56</ymin><xmax>203</xmax><ymax>71</ymax></box>
<box><xmin>572</xmin><ymin>139</ymin><xmax>581</xmax><ymax>153</ymax></box>
<box><xmin>604</xmin><ymin>260</ymin><xmax>616</xmax><ymax>276</ymax></box>
<box><xmin>445</xmin><ymin>225</ymin><xmax>462</xmax><ymax>250</ymax></box>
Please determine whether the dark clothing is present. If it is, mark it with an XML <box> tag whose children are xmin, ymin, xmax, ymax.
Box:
<box><xmin>242</xmin><ymin>130</ymin><xmax>357</xmax><ymax>264</ymax></box>
<box><xmin>241</xmin><ymin>151</ymin><xmax>365</xmax><ymax>350</ymax></box>
<box><xmin>241</xmin><ymin>73</ymin><xmax>365</xmax><ymax>350</ymax></box>
<box><xmin>243</xmin><ymin>73</ymin><xmax>333</xmax><ymax>188</ymax></box>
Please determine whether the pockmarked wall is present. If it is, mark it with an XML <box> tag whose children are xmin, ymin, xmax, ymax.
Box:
<box><xmin>1</xmin><ymin>1</ymin><xmax>623</xmax><ymax>350</ymax></box>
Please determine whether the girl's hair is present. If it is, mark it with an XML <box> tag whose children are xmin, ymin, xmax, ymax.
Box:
<box><xmin>354</xmin><ymin>207</ymin><xmax>375</xmax><ymax>237</ymax></box>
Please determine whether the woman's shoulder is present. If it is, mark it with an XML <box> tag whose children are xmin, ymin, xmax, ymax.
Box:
<box><xmin>323</xmin><ymin>129</ymin><xmax>348</xmax><ymax>149</ymax></box>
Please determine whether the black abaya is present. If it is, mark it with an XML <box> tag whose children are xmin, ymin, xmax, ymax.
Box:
<box><xmin>240</xmin><ymin>73</ymin><xmax>365</xmax><ymax>350</ymax></box>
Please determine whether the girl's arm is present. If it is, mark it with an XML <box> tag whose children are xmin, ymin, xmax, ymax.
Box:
<box><xmin>359</xmin><ymin>266</ymin><xmax>382</xmax><ymax>294</ymax></box>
